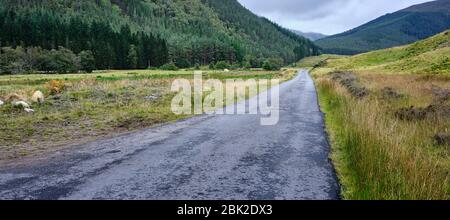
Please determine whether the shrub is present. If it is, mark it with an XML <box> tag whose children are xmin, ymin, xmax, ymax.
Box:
<box><xmin>209</xmin><ymin>62</ymin><xmax>216</xmax><ymax>70</ymax></box>
<box><xmin>0</xmin><ymin>46</ymin><xmax>81</xmax><ymax>74</ymax></box>
<box><xmin>262</xmin><ymin>61</ymin><xmax>272</xmax><ymax>71</ymax></box>
<box><xmin>40</xmin><ymin>47</ymin><xmax>79</xmax><ymax>73</ymax></box>
<box><xmin>214</xmin><ymin>61</ymin><xmax>230</xmax><ymax>70</ymax></box>
<box><xmin>243</xmin><ymin>61</ymin><xmax>252</xmax><ymax>70</ymax></box>
<box><xmin>243</xmin><ymin>55</ymin><xmax>264</xmax><ymax>68</ymax></box>
<box><xmin>230</xmin><ymin>63</ymin><xmax>241</xmax><ymax>70</ymax></box>
<box><xmin>0</xmin><ymin>47</ymin><xmax>28</xmax><ymax>74</ymax></box>
<box><xmin>159</xmin><ymin>62</ymin><xmax>179</xmax><ymax>71</ymax></box>
<box><xmin>262</xmin><ymin>58</ymin><xmax>284</xmax><ymax>70</ymax></box>
<box><xmin>79</xmin><ymin>50</ymin><xmax>95</xmax><ymax>73</ymax></box>
<box><xmin>53</xmin><ymin>47</ymin><xmax>79</xmax><ymax>73</ymax></box>
<box><xmin>174</xmin><ymin>58</ymin><xmax>191</xmax><ymax>69</ymax></box>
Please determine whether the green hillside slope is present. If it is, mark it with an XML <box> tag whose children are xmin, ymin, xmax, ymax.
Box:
<box><xmin>0</xmin><ymin>0</ymin><xmax>319</xmax><ymax>73</ymax></box>
<box><xmin>325</xmin><ymin>29</ymin><xmax>450</xmax><ymax>75</ymax></box>
<box><xmin>204</xmin><ymin>0</ymin><xmax>320</xmax><ymax>63</ymax></box>
<box><xmin>316</xmin><ymin>0</ymin><xmax>450</xmax><ymax>55</ymax></box>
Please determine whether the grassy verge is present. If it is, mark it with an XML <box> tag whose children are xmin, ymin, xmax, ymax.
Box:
<box><xmin>0</xmin><ymin>69</ymin><xmax>297</xmax><ymax>161</ymax></box>
<box><xmin>304</xmin><ymin>32</ymin><xmax>450</xmax><ymax>200</ymax></box>
<box><xmin>316</xmin><ymin>78</ymin><xmax>449</xmax><ymax>199</ymax></box>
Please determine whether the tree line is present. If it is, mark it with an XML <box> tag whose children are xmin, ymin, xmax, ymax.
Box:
<box><xmin>0</xmin><ymin>0</ymin><xmax>321</xmax><ymax>74</ymax></box>
<box><xmin>0</xmin><ymin>7</ymin><xmax>169</xmax><ymax>73</ymax></box>
<box><xmin>0</xmin><ymin>46</ymin><xmax>96</xmax><ymax>74</ymax></box>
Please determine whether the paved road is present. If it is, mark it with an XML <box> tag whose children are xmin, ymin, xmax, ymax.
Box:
<box><xmin>0</xmin><ymin>70</ymin><xmax>339</xmax><ymax>200</ymax></box>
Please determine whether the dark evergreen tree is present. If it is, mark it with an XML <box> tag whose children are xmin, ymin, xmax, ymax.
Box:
<box><xmin>127</xmin><ymin>44</ymin><xmax>138</xmax><ymax>69</ymax></box>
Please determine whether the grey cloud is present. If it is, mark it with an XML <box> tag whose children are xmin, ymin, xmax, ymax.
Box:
<box><xmin>238</xmin><ymin>0</ymin><xmax>434</xmax><ymax>35</ymax></box>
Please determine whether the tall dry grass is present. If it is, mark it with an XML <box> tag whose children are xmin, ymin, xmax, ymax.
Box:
<box><xmin>317</xmin><ymin>77</ymin><xmax>449</xmax><ymax>200</ymax></box>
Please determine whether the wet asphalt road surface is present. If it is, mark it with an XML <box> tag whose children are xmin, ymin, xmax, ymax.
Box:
<box><xmin>0</xmin><ymin>70</ymin><xmax>339</xmax><ymax>200</ymax></box>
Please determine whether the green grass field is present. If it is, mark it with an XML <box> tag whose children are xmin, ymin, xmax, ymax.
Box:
<box><xmin>0</xmin><ymin>69</ymin><xmax>296</xmax><ymax>162</ymax></box>
<box><xmin>295</xmin><ymin>54</ymin><xmax>345</xmax><ymax>69</ymax></box>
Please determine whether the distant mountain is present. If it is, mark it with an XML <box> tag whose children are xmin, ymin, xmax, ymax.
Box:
<box><xmin>290</xmin><ymin>30</ymin><xmax>327</xmax><ymax>41</ymax></box>
<box><xmin>316</xmin><ymin>0</ymin><xmax>450</xmax><ymax>55</ymax></box>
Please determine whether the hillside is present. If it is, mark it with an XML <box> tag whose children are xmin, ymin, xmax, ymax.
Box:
<box><xmin>325</xmin><ymin>29</ymin><xmax>450</xmax><ymax>75</ymax></box>
<box><xmin>204</xmin><ymin>0</ymin><xmax>320</xmax><ymax>62</ymax></box>
<box><xmin>291</xmin><ymin>30</ymin><xmax>327</xmax><ymax>41</ymax></box>
<box><xmin>316</xmin><ymin>0</ymin><xmax>450</xmax><ymax>55</ymax></box>
<box><xmin>0</xmin><ymin>0</ymin><xmax>319</xmax><ymax>73</ymax></box>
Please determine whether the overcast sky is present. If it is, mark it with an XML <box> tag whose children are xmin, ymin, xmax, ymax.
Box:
<box><xmin>238</xmin><ymin>0</ymin><xmax>434</xmax><ymax>35</ymax></box>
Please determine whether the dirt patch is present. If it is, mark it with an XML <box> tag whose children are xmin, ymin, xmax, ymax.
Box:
<box><xmin>331</xmin><ymin>71</ymin><xmax>368</xmax><ymax>98</ymax></box>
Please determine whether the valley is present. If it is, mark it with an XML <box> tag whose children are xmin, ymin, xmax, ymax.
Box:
<box><xmin>0</xmin><ymin>0</ymin><xmax>449</xmax><ymax>201</ymax></box>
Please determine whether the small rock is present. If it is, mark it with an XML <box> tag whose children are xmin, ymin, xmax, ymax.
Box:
<box><xmin>24</xmin><ymin>108</ymin><xmax>35</xmax><ymax>113</ymax></box>
<box><xmin>31</xmin><ymin>91</ymin><xmax>45</xmax><ymax>104</ymax></box>
<box><xmin>0</xmin><ymin>99</ymin><xmax>4</xmax><ymax>106</ymax></box>
<box><xmin>13</xmin><ymin>101</ymin><xmax>30</xmax><ymax>109</ymax></box>
<box><xmin>145</xmin><ymin>94</ymin><xmax>161</xmax><ymax>101</ymax></box>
